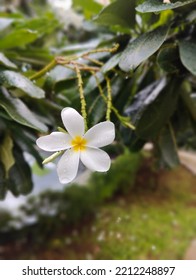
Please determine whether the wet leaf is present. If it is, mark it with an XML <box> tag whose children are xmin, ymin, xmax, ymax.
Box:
<box><xmin>0</xmin><ymin>53</ymin><xmax>17</xmax><ymax>69</ymax></box>
<box><xmin>0</xmin><ymin>88</ymin><xmax>48</xmax><ymax>132</ymax></box>
<box><xmin>0</xmin><ymin>70</ymin><xmax>45</xmax><ymax>98</ymax></box>
<box><xmin>179</xmin><ymin>40</ymin><xmax>196</xmax><ymax>75</ymax></box>
<box><xmin>119</xmin><ymin>26</ymin><xmax>168</xmax><ymax>71</ymax></box>
<box><xmin>136</xmin><ymin>0</ymin><xmax>196</xmax><ymax>13</ymax></box>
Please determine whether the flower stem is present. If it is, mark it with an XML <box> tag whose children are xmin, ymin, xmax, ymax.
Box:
<box><xmin>75</xmin><ymin>65</ymin><xmax>88</xmax><ymax>131</ymax></box>
<box><xmin>42</xmin><ymin>151</ymin><xmax>64</xmax><ymax>165</ymax></box>
<box><xmin>29</xmin><ymin>59</ymin><xmax>57</xmax><ymax>80</ymax></box>
<box><xmin>105</xmin><ymin>76</ymin><xmax>112</xmax><ymax>121</ymax></box>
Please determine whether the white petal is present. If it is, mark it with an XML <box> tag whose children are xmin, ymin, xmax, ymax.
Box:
<box><xmin>61</xmin><ymin>107</ymin><xmax>84</xmax><ymax>138</ymax></box>
<box><xmin>84</xmin><ymin>121</ymin><xmax>115</xmax><ymax>148</ymax></box>
<box><xmin>80</xmin><ymin>147</ymin><xmax>111</xmax><ymax>172</ymax></box>
<box><xmin>36</xmin><ymin>132</ymin><xmax>72</xmax><ymax>151</ymax></box>
<box><xmin>57</xmin><ymin>149</ymin><xmax>80</xmax><ymax>184</ymax></box>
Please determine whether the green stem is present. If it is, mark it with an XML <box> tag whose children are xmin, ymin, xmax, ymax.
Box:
<box><xmin>75</xmin><ymin>66</ymin><xmax>88</xmax><ymax>131</ymax></box>
<box><xmin>30</xmin><ymin>59</ymin><xmax>57</xmax><ymax>80</ymax></box>
<box><xmin>42</xmin><ymin>151</ymin><xmax>64</xmax><ymax>164</ymax></box>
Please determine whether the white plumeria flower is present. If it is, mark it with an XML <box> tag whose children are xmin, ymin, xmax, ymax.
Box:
<box><xmin>36</xmin><ymin>107</ymin><xmax>115</xmax><ymax>184</ymax></box>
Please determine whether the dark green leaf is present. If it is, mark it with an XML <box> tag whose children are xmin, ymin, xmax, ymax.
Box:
<box><xmin>0</xmin><ymin>53</ymin><xmax>17</xmax><ymax>69</ymax></box>
<box><xmin>8</xmin><ymin>147</ymin><xmax>33</xmax><ymax>196</ymax></box>
<box><xmin>134</xmin><ymin>79</ymin><xmax>179</xmax><ymax>139</ymax></box>
<box><xmin>94</xmin><ymin>0</ymin><xmax>136</xmax><ymax>28</ymax></box>
<box><xmin>158</xmin><ymin>123</ymin><xmax>180</xmax><ymax>168</ymax></box>
<box><xmin>0</xmin><ymin>88</ymin><xmax>48</xmax><ymax>132</ymax></box>
<box><xmin>179</xmin><ymin>40</ymin><xmax>196</xmax><ymax>75</ymax></box>
<box><xmin>119</xmin><ymin>26</ymin><xmax>169</xmax><ymax>71</ymax></box>
<box><xmin>157</xmin><ymin>45</ymin><xmax>179</xmax><ymax>73</ymax></box>
<box><xmin>180</xmin><ymin>81</ymin><xmax>196</xmax><ymax>121</ymax></box>
<box><xmin>136</xmin><ymin>0</ymin><xmax>196</xmax><ymax>13</ymax></box>
<box><xmin>0</xmin><ymin>29</ymin><xmax>38</xmax><ymax>49</ymax></box>
<box><xmin>0</xmin><ymin>162</ymin><xmax>7</xmax><ymax>200</ymax></box>
<box><xmin>0</xmin><ymin>70</ymin><xmax>45</xmax><ymax>98</ymax></box>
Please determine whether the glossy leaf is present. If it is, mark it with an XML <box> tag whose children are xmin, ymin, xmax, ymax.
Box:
<box><xmin>136</xmin><ymin>0</ymin><xmax>196</xmax><ymax>13</ymax></box>
<box><xmin>101</xmin><ymin>53</ymin><xmax>121</xmax><ymax>73</ymax></box>
<box><xmin>158</xmin><ymin>124</ymin><xmax>180</xmax><ymax>168</ymax></box>
<box><xmin>134</xmin><ymin>79</ymin><xmax>179</xmax><ymax>139</ymax></box>
<box><xmin>8</xmin><ymin>147</ymin><xmax>33</xmax><ymax>196</ymax></box>
<box><xmin>179</xmin><ymin>40</ymin><xmax>196</xmax><ymax>75</ymax></box>
<box><xmin>0</xmin><ymin>70</ymin><xmax>45</xmax><ymax>98</ymax></box>
<box><xmin>94</xmin><ymin>0</ymin><xmax>136</xmax><ymax>28</ymax></box>
<box><xmin>119</xmin><ymin>26</ymin><xmax>168</xmax><ymax>71</ymax></box>
<box><xmin>157</xmin><ymin>46</ymin><xmax>179</xmax><ymax>73</ymax></box>
<box><xmin>0</xmin><ymin>53</ymin><xmax>17</xmax><ymax>69</ymax></box>
<box><xmin>0</xmin><ymin>88</ymin><xmax>48</xmax><ymax>132</ymax></box>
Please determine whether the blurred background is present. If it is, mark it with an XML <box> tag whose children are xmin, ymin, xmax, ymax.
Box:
<box><xmin>0</xmin><ymin>0</ymin><xmax>196</xmax><ymax>259</ymax></box>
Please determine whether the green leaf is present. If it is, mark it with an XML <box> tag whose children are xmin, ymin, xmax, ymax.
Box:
<box><xmin>101</xmin><ymin>53</ymin><xmax>121</xmax><ymax>73</ymax></box>
<box><xmin>179</xmin><ymin>40</ymin><xmax>196</xmax><ymax>75</ymax></box>
<box><xmin>84</xmin><ymin>72</ymin><xmax>104</xmax><ymax>95</ymax></box>
<box><xmin>158</xmin><ymin>123</ymin><xmax>180</xmax><ymax>168</ymax></box>
<box><xmin>73</xmin><ymin>0</ymin><xmax>102</xmax><ymax>19</ymax></box>
<box><xmin>0</xmin><ymin>29</ymin><xmax>38</xmax><ymax>49</ymax></box>
<box><xmin>0</xmin><ymin>70</ymin><xmax>45</xmax><ymax>98</ymax></box>
<box><xmin>94</xmin><ymin>0</ymin><xmax>136</xmax><ymax>28</ymax></box>
<box><xmin>0</xmin><ymin>53</ymin><xmax>17</xmax><ymax>69</ymax></box>
<box><xmin>136</xmin><ymin>0</ymin><xmax>196</xmax><ymax>13</ymax></box>
<box><xmin>0</xmin><ymin>88</ymin><xmax>48</xmax><ymax>132</ymax></box>
<box><xmin>134</xmin><ymin>79</ymin><xmax>179</xmax><ymax>139</ymax></box>
<box><xmin>180</xmin><ymin>81</ymin><xmax>196</xmax><ymax>121</ymax></box>
<box><xmin>49</xmin><ymin>65</ymin><xmax>76</xmax><ymax>83</ymax></box>
<box><xmin>0</xmin><ymin>162</ymin><xmax>7</xmax><ymax>200</ymax></box>
<box><xmin>0</xmin><ymin>134</ymin><xmax>15</xmax><ymax>178</ymax></box>
<box><xmin>157</xmin><ymin>45</ymin><xmax>179</xmax><ymax>73</ymax></box>
<box><xmin>8</xmin><ymin>146</ymin><xmax>33</xmax><ymax>196</ymax></box>
<box><xmin>119</xmin><ymin>26</ymin><xmax>169</xmax><ymax>71</ymax></box>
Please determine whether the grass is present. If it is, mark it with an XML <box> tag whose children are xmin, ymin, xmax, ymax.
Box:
<box><xmin>29</xmin><ymin>164</ymin><xmax>196</xmax><ymax>260</ymax></box>
<box><xmin>1</xmin><ymin>154</ymin><xmax>196</xmax><ymax>260</ymax></box>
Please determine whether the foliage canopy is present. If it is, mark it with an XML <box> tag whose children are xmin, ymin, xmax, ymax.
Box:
<box><xmin>0</xmin><ymin>0</ymin><xmax>195</xmax><ymax>198</ymax></box>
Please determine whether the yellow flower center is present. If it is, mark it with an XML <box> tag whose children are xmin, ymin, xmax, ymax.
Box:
<box><xmin>71</xmin><ymin>136</ymin><xmax>87</xmax><ymax>152</ymax></box>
